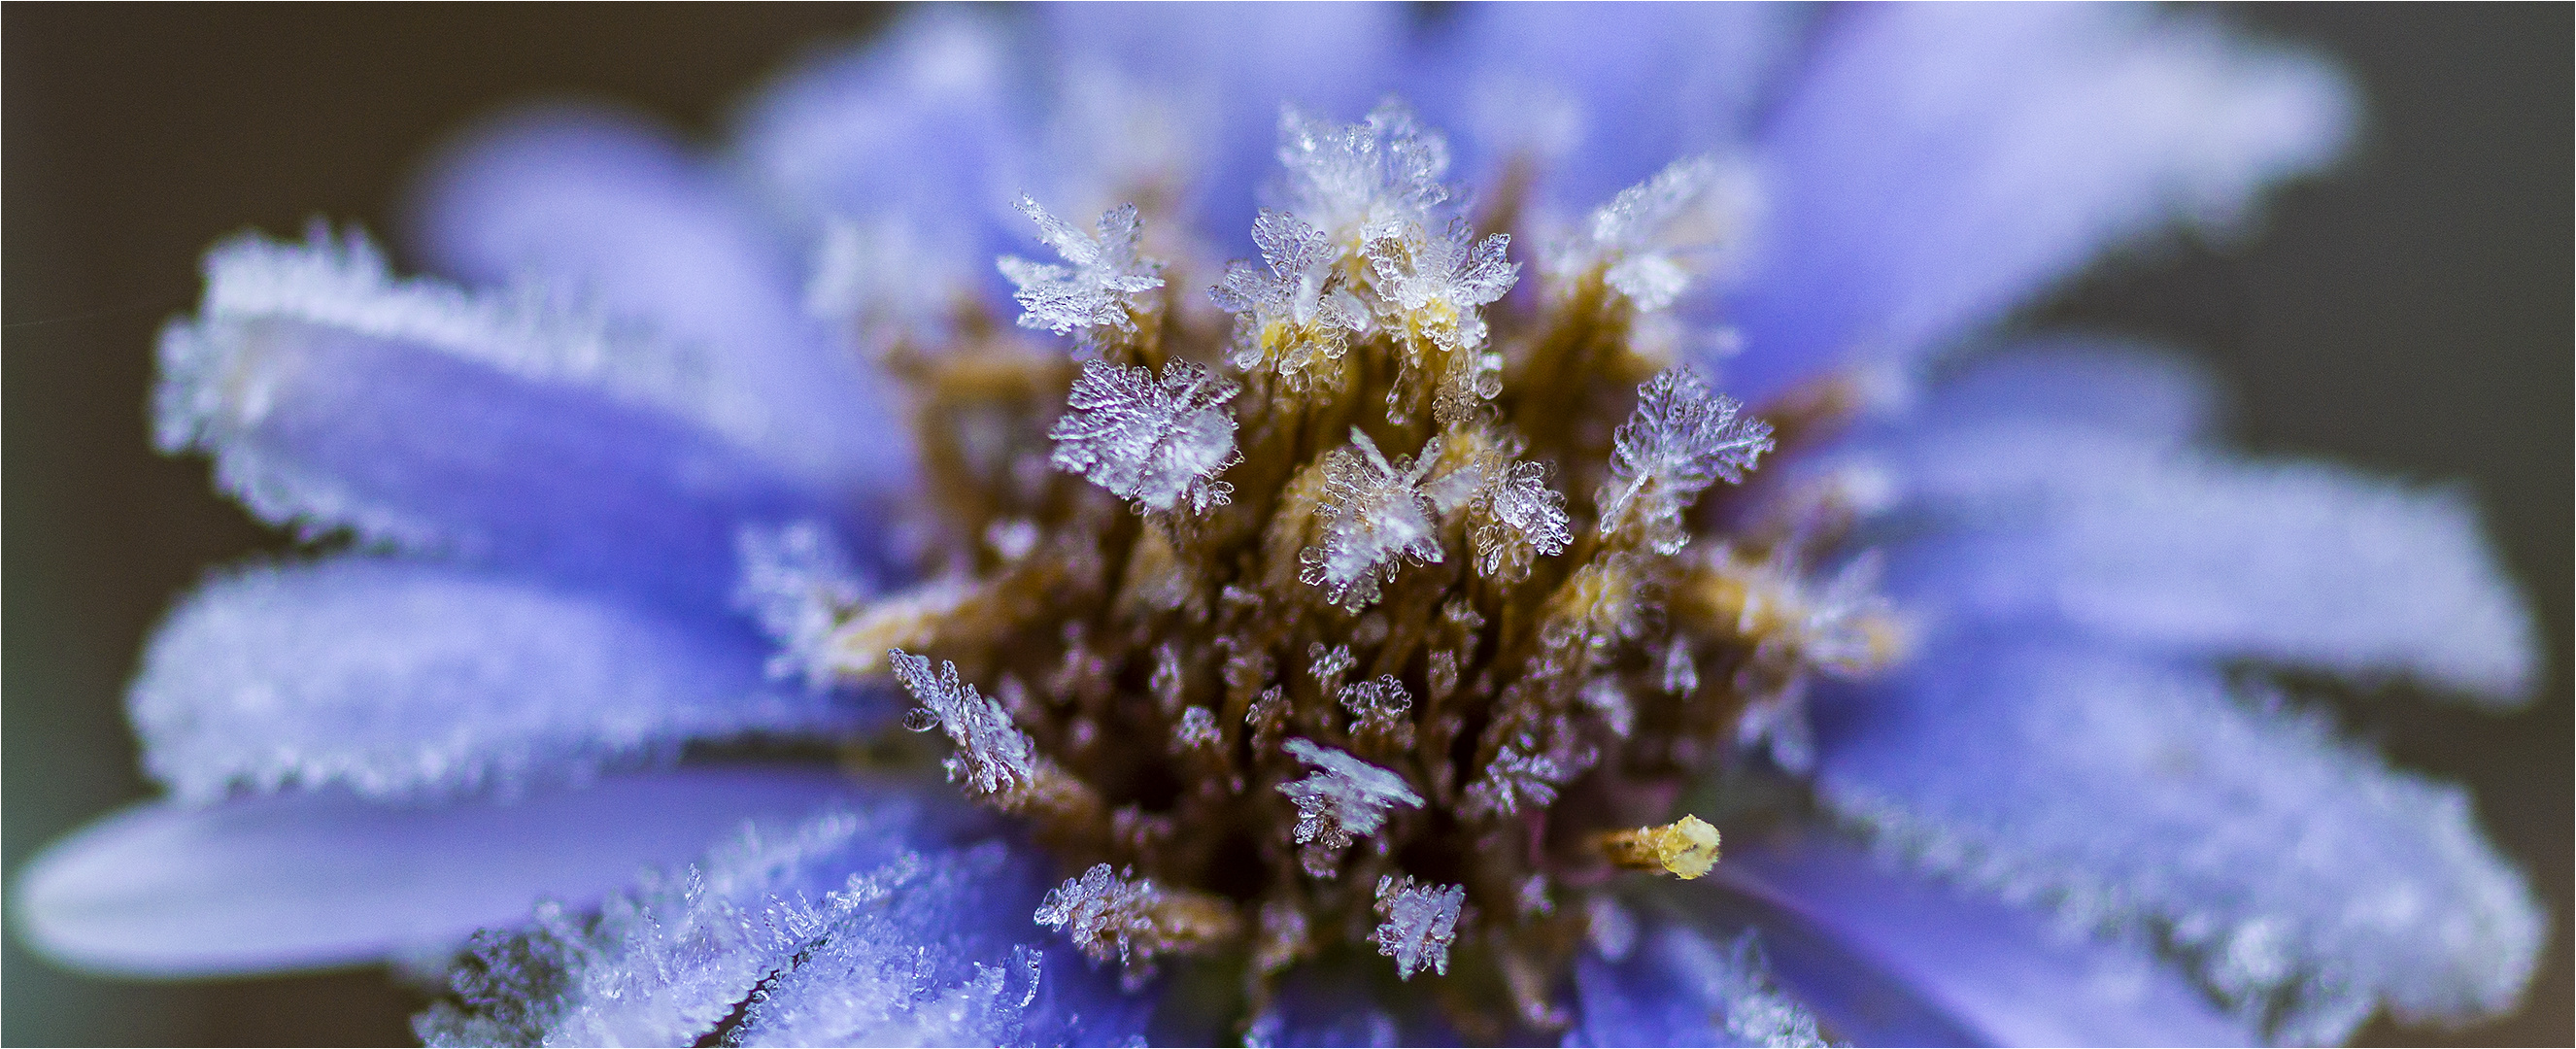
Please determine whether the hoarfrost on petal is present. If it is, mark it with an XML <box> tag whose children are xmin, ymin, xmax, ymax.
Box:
<box><xmin>1049</xmin><ymin>357</ymin><xmax>1241</xmax><ymax>513</ymax></box>
<box><xmin>1597</xmin><ymin>366</ymin><xmax>1775</xmax><ymax>554</ymax></box>
<box><xmin>1370</xmin><ymin>874</ymin><xmax>1464</xmax><ymax>979</ymax></box>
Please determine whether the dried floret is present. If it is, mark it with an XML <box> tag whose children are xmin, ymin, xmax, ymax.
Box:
<box><xmin>1211</xmin><ymin>209</ymin><xmax>1367</xmax><ymax>386</ymax></box>
<box><xmin>1370</xmin><ymin>874</ymin><xmax>1465</xmax><ymax>979</ymax></box>
<box><xmin>890</xmin><ymin>649</ymin><xmax>1037</xmax><ymax>796</ymax></box>
<box><xmin>1597</xmin><ymin>366</ymin><xmax>1775</xmax><ymax>554</ymax></box>
<box><xmin>1278</xmin><ymin>738</ymin><xmax>1423</xmax><ymax>875</ymax></box>
<box><xmin>1049</xmin><ymin>357</ymin><xmax>1240</xmax><ymax>513</ymax></box>
<box><xmin>997</xmin><ymin>196</ymin><xmax>1165</xmax><ymax>345</ymax></box>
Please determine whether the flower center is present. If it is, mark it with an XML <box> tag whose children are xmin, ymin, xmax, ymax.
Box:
<box><xmin>763</xmin><ymin>102</ymin><xmax>1903</xmax><ymax>1037</ymax></box>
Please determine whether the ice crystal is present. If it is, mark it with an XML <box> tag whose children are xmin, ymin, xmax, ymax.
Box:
<box><xmin>996</xmin><ymin>196</ymin><xmax>1165</xmax><ymax>344</ymax></box>
<box><xmin>1170</xmin><ymin>706</ymin><xmax>1220</xmax><ymax>752</ymax></box>
<box><xmin>1278</xmin><ymin>738</ymin><xmax>1423</xmax><ymax>875</ymax></box>
<box><xmin>1462</xmin><ymin>731</ymin><xmax>1597</xmax><ymax>819</ymax></box>
<box><xmin>1048</xmin><ymin>357</ymin><xmax>1241</xmax><ymax>513</ymax></box>
<box><xmin>1365</xmin><ymin>216</ymin><xmax>1518</xmax><ymax>354</ymax></box>
<box><xmin>1300</xmin><ymin>430</ymin><xmax>1448</xmax><ymax>607</ymax></box>
<box><xmin>1275</xmin><ymin>100</ymin><xmax>1453</xmax><ymax>245</ymax></box>
<box><xmin>1032</xmin><ymin>863</ymin><xmax>1162</xmax><ymax>968</ymax></box>
<box><xmin>1463</xmin><ymin>454</ymin><xmax>1574</xmax><ymax>580</ymax></box>
<box><xmin>1556</xmin><ymin>155</ymin><xmax>1761</xmax><ymax>312</ymax></box>
<box><xmin>889</xmin><ymin>649</ymin><xmax>1037</xmax><ymax>796</ymax></box>
<box><xmin>1369</xmin><ymin>875</ymin><xmax>1465</xmax><ymax>980</ymax></box>
<box><xmin>1209</xmin><ymin>209</ymin><xmax>1367</xmax><ymax>383</ymax></box>
<box><xmin>1597</xmin><ymin>365</ymin><xmax>1776</xmax><ymax>554</ymax></box>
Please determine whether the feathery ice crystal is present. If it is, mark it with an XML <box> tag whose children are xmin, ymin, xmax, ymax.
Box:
<box><xmin>15</xmin><ymin>6</ymin><xmax>2548</xmax><ymax>1047</ymax></box>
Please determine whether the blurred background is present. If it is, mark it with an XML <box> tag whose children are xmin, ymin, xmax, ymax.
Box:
<box><xmin>4</xmin><ymin>6</ymin><xmax>2565</xmax><ymax>1045</ymax></box>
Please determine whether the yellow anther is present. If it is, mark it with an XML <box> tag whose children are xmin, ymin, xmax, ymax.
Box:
<box><xmin>1598</xmin><ymin>814</ymin><xmax>1722</xmax><ymax>879</ymax></box>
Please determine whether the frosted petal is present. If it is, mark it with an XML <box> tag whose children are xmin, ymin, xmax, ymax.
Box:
<box><xmin>1864</xmin><ymin>417</ymin><xmax>2540</xmax><ymax>701</ymax></box>
<box><xmin>1417</xmin><ymin>3</ymin><xmax>1806</xmax><ymax>208</ymax></box>
<box><xmin>1567</xmin><ymin>921</ymin><xmax>1828</xmax><ymax>1049</ymax></box>
<box><xmin>1719</xmin><ymin>834</ymin><xmax>2255</xmax><ymax>1047</ymax></box>
<box><xmin>416</xmin><ymin>798</ymin><xmax>1143</xmax><ymax>1048</ymax></box>
<box><xmin>406</xmin><ymin>105</ymin><xmax>903</xmax><ymax>492</ymax></box>
<box><xmin>154</xmin><ymin>231</ymin><xmax>849</xmax><ymax>611</ymax></box>
<box><xmin>1726</xmin><ymin>5</ymin><xmax>2356</xmax><ymax>402</ymax></box>
<box><xmin>129</xmin><ymin>558</ymin><xmax>865</xmax><ymax>804</ymax></box>
<box><xmin>1812</xmin><ymin>637</ymin><xmax>2546</xmax><ymax>1042</ymax></box>
<box><xmin>15</xmin><ymin>768</ymin><xmax>871</xmax><ymax>978</ymax></box>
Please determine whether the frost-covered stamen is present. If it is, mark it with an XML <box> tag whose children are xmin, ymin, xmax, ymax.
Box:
<box><xmin>1276</xmin><ymin>100</ymin><xmax>1453</xmax><ymax>248</ymax></box>
<box><xmin>1553</xmin><ymin>155</ymin><xmax>1761</xmax><ymax>312</ymax></box>
<box><xmin>1598</xmin><ymin>815</ymin><xmax>1723</xmax><ymax>880</ymax></box>
<box><xmin>890</xmin><ymin>649</ymin><xmax>1037</xmax><ymax>796</ymax></box>
<box><xmin>1366</xmin><ymin>216</ymin><xmax>1517</xmax><ymax>353</ymax></box>
<box><xmin>1370</xmin><ymin>874</ymin><xmax>1465</xmax><ymax>979</ymax></box>
<box><xmin>1048</xmin><ymin>357</ymin><xmax>1240</xmax><ymax>513</ymax></box>
<box><xmin>1034</xmin><ymin>863</ymin><xmax>1242</xmax><ymax>981</ymax></box>
<box><xmin>1278</xmin><ymin>738</ymin><xmax>1424</xmax><ymax>876</ymax></box>
<box><xmin>1596</xmin><ymin>365</ymin><xmax>1776</xmax><ymax>555</ymax></box>
<box><xmin>1301</xmin><ymin>429</ymin><xmax>1449</xmax><ymax>608</ymax></box>
<box><xmin>997</xmin><ymin>196</ymin><xmax>1165</xmax><ymax>346</ymax></box>
<box><xmin>1210</xmin><ymin>209</ymin><xmax>1367</xmax><ymax>385</ymax></box>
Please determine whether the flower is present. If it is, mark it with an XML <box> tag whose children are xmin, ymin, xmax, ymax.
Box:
<box><xmin>13</xmin><ymin>4</ymin><xmax>2547</xmax><ymax>1046</ymax></box>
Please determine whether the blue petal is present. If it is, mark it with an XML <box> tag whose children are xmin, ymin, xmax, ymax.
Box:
<box><xmin>129</xmin><ymin>558</ymin><xmax>871</xmax><ymax>804</ymax></box>
<box><xmin>1718</xmin><ymin>833</ymin><xmax>2255</xmax><ymax>1047</ymax></box>
<box><xmin>14</xmin><ymin>768</ymin><xmax>875</xmax><ymax>978</ymax></box>
<box><xmin>1811</xmin><ymin>636</ymin><xmax>2547</xmax><ymax>1043</ymax></box>
<box><xmin>1415</xmin><ymin>2</ymin><xmax>1806</xmax><ymax>210</ymax></box>
<box><xmin>1567</xmin><ymin>918</ymin><xmax>1829</xmax><ymax>1048</ymax></box>
<box><xmin>1044</xmin><ymin>2</ymin><xmax>1409</xmax><ymax>246</ymax></box>
<box><xmin>1854</xmin><ymin>390</ymin><xmax>2539</xmax><ymax>700</ymax></box>
<box><xmin>734</xmin><ymin>10</ymin><xmax>1033</xmax><ymax>293</ymax></box>
<box><xmin>1724</xmin><ymin>5</ymin><xmax>2356</xmax><ymax>403</ymax></box>
<box><xmin>406</xmin><ymin>105</ymin><xmax>905</xmax><ymax>494</ymax></box>
<box><xmin>155</xmin><ymin>231</ymin><xmax>864</xmax><ymax>610</ymax></box>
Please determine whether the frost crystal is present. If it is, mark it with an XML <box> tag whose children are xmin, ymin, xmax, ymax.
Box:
<box><xmin>1338</xmin><ymin>675</ymin><xmax>1413</xmax><ymax>724</ymax></box>
<box><xmin>734</xmin><ymin>522</ymin><xmax>866</xmax><ymax>690</ymax></box>
<box><xmin>1171</xmin><ymin>706</ymin><xmax>1220</xmax><ymax>752</ymax></box>
<box><xmin>1049</xmin><ymin>357</ymin><xmax>1241</xmax><ymax>513</ymax></box>
<box><xmin>1366</xmin><ymin>216</ymin><xmax>1518</xmax><ymax>353</ymax></box>
<box><xmin>1468</xmin><ymin>457</ymin><xmax>1574</xmax><ymax>579</ymax></box>
<box><xmin>1370</xmin><ymin>875</ymin><xmax>1465</xmax><ymax>979</ymax></box>
<box><xmin>1211</xmin><ymin>209</ymin><xmax>1367</xmax><ymax>382</ymax></box>
<box><xmin>996</xmin><ymin>196</ymin><xmax>1164</xmax><ymax>344</ymax></box>
<box><xmin>1276</xmin><ymin>100</ymin><xmax>1453</xmax><ymax>245</ymax></box>
<box><xmin>1278</xmin><ymin>738</ymin><xmax>1424</xmax><ymax>875</ymax></box>
<box><xmin>1462</xmin><ymin>736</ymin><xmax>1597</xmax><ymax>818</ymax></box>
<box><xmin>1033</xmin><ymin>863</ymin><xmax>1164</xmax><ymax>967</ymax></box>
<box><xmin>1597</xmin><ymin>366</ymin><xmax>1775</xmax><ymax>554</ymax></box>
<box><xmin>889</xmin><ymin>649</ymin><xmax>1036</xmax><ymax>796</ymax></box>
<box><xmin>1301</xmin><ymin>430</ymin><xmax>1447</xmax><ymax>607</ymax></box>
<box><xmin>1557</xmin><ymin>155</ymin><xmax>1761</xmax><ymax>312</ymax></box>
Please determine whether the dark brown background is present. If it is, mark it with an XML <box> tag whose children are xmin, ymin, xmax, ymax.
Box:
<box><xmin>4</xmin><ymin>6</ymin><xmax>2565</xmax><ymax>1045</ymax></box>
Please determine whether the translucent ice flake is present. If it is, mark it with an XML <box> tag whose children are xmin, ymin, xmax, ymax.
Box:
<box><xmin>889</xmin><ymin>650</ymin><xmax>1037</xmax><ymax>796</ymax></box>
<box><xmin>1033</xmin><ymin>863</ymin><xmax>1239</xmax><ymax>982</ymax></box>
<box><xmin>1049</xmin><ymin>357</ymin><xmax>1241</xmax><ymax>513</ymax></box>
<box><xmin>734</xmin><ymin>522</ymin><xmax>867</xmax><ymax>690</ymax></box>
<box><xmin>1278</xmin><ymin>738</ymin><xmax>1424</xmax><ymax>876</ymax></box>
<box><xmin>1275</xmin><ymin>100</ymin><xmax>1453</xmax><ymax>246</ymax></box>
<box><xmin>1597</xmin><ymin>366</ymin><xmax>1775</xmax><ymax>554</ymax></box>
<box><xmin>1370</xmin><ymin>874</ymin><xmax>1465</xmax><ymax>979</ymax></box>
<box><xmin>996</xmin><ymin>196</ymin><xmax>1165</xmax><ymax>346</ymax></box>
<box><xmin>1211</xmin><ymin>209</ymin><xmax>1368</xmax><ymax>385</ymax></box>
<box><xmin>1300</xmin><ymin>430</ymin><xmax>1448</xmax><ymax>608</ymax></box>
<box><xmin>1555</xmin><ymin>155</ymin><xmax>1762</xmax><ymax>311</ymax></box>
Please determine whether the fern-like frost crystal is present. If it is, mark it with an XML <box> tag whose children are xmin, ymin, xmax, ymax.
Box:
<box><xmin>1049</xmin><ymin>357</ymin><xmax>1241</xmax><ymax>513</ymax></box>
<box><xmin>998</xmin><ymin>196</ymin><xmax>1165</xmax><ymax>345</ymax></box>
<box><xmin>1370</xmin><ymin>874</ymin><xmax>1466</xmax><ymax>979</ymax></box>
<box><xmin>1597</xmin><ymin>365</ymin><xmax>1776</xmax><ymax>554</ymax></box>
<box><xmin>889</xmin><ymin>649</ymin><xmax>1037</xmax><ymax>796</ymax></box>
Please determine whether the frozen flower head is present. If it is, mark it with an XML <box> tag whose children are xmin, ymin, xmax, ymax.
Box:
<box><xmin>16</xmin><ymin>6</ymin><xmax>2549</xmax><ymax>1048</ymax></box>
